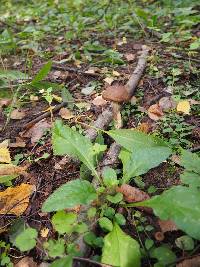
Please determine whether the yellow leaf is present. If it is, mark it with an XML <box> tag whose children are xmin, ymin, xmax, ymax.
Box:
<box><xmin>0</xmin><ymin>148</ymin><xmax>11</xmax><ymax>163</ymax></box>
<box><xmin>40</xmin><ymin>227</ymin><xmax>49</xmax><ymax>238</ymax></box>
<box><xmin>52</xmin><ymin>94</ymin><xmax>62</xmax><ymax>103</ymax></box>
<box><xmin>177</xmin><ymin>100</ymin><xmax>190</xmax><ymax>115</ymax></box>
<box><xmin>0</xmin><ymin>183</ymin><xmax>35</xmax><ymax>216</ymax></box>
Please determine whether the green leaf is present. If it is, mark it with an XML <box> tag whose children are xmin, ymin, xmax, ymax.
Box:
<box><xmin>52</xmin><ymin>211</ymin><xmax>77</xmax><ymax>234</ymax></box>
<box><xmin>15</xmin><ymin>228</ymin><xmax>38</xmax><ymax>252</ymax></box>
<box><xmin>44</xmin><ymin>239</ymin><xmax>65</xmax><ymax>258</ymax></box>
<box><xmin>52</xmin><ymin>120</ymin><xmax>99</xmax><ymax>180</ymax></box>
<box><xmin>83</xmin><ymin>232</ymin><xmax>103</xmax><ymax>248</ymax></box>
<box><xmin>0</xmin><ymin>69</ymin><xmax>28</xmax><ymax>81</ymax></box>
<box><xmin>99</xmin><ymin>217</ymin><xmax>113</xmax><ymax>232</ymax></box>
<box><xmin>61</xmin><ymin>87</ymin><xmax>74</xmax><ymax>109</ymax></box>
<box><xmin>134</xmin><ymin>186</ymin><xmax>200</xmax><ymax>239</ymax></box>
<box><xmin>50</xmin><ymin>256</ymin><xmax>73</xmax><ymax>267</ymax></box>
<box><xmin>181</xmin><ymin>150</ymin><xmax>200</xmax><ymax>174</ymax></box>
<box><xmin>87</xmin><ymin>207</ymin><xmax>97</xmax><ymax>219</ymax></box>
<box><xmin>180</xmin><ymin>171</ymin><xmax>200</xmax><ymax>187</ymax></box>
<box><xmin>31</xmin><ymin>61</ymin><xmax>52</xmax><ymax>84</ymax></box>
<box><xmin>150</xmin><ymin>246</ymin><xmax>176</xmax><ymax>265</ymax></box>
<box><xmin>102</xmin><ymin>223</ymin><xmax>141</xmax><ymax>267</ymax></box>
<box><xmin>106</xmin><ymin>192</ymin><xmax>123</xmax><ymax>203</ymax></box>
<box><xmin>107</xmin><ymin>129</ymin><xmax>170</xmax><ymax>152</ymax></box>
<box><xmin>102</xmin><ymin>167</ymin><xmax>119</xmax><ymax>187</ymax></box>
<box><xmin>114</xmin><ymin>213</ymin><xmax>126</xmax><ymax>226</ymax></box>
<box><xmin>42</xmin><ymin>179</ymin><xmax>97</xmax><ymax>212</ymax></box>
<box><xmin>119</xmin><ymin>147</ymin><xmax>171</xmax><ymax>183</ymax></box>
<box><xmin>145</xmin><ymin>239</ymin><xmax>154</xmax><ymax>250</ymax></box>
<box><xmin>74</xmin><ymin>222</ymin><xmax>88</xmax><ymax>233</ymax></box>
<box><xmin>175</xmin><ymin>235</ymin><xmax>194</xmax><ymax>251</ymax></box>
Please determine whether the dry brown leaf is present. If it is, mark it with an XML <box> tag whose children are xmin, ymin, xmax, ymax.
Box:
<box><xmin>30</xmin><ymin>95</ymin><xmax>39</xmax><ymax>101</ymax></box>
<box><xmin>9</xmin><ymin>137</ymin><xmax>26</xmax><ymax>148</ymax></box>
<box><xmin>0</xmin><ymin>183</ymin><xmax>35</xmax><ymax>216</ymax></box>
<box><xmin>40</xmin><ymin>227</ymin><xmax>49</xmax><ymax>238</ymax></box>
<box><xmin>171</xmin><ymin>154</ymin><xmax>181</xmax><ymax>165</ymax></box>
<box><xmin>137</xmin><ymin>122</ymin><xmax>151</xmax><ymax>133</ymax></box>
<box><xmin>159</xmin><ymin>97</ymin><xmax>176</xmax><ymax>111</ymax></box>
<box><xmin>10</xmin><ymin>109</ymin><xmax>26</xmax><ymax>120</ymax></box>
<box><xmin>104</xmin><ymin>77</ymin><xmax>115</xmax><ymax>85</ymax></box>
<box><xmin>148</xmin><ymin>104</ymin><xmax>164</xmax><ymax>121</ymax></box>
<box><xmin>158</xmin><ymin>219</ymin><xmax>178</xmax><ymax>233</ymax></box>
<box><xmin>92</xmin><ymin>95</ymin><xmax>107</xmax><ymax>106</ymax></box>
<box><xmin>125</xmin><ymin>53</ymin><xmax>136</xmax><ymax>62</ymax></box>
<box><xmin>117</xmin><ymin>184</ymin><xmax>150</xmax><ymax>203</ymax></box>
<box><xmin>15</xmin><ymin>257</ymin><xmax>37</xmax><ymax>267</ymax></box>
<box><xmin>0</xmin><ymin>98</ymin><xmax>11</xmax><ymax>108</ymax></box>
<box><xmin>0</xmin><ymin>164</ymin><xmax>27</xmax><ymax>176</ymax></box>
<box><xmin>177</xmin><ymin>100</ymin><xmax>190</xmax><ymax>115</ymax></box>
<box><xmin>59</xmin><ymin>107</ymin><xmax>74</xmax><ymax>120</ymax></box>
<box><xmin>176</xmin><ymin>256</ymin><xmax>200</xmax><ymax>267</ymax></box>
<box><xmin>102</xmin><ymin>85</ymin><xmax>130</xmax><ymax>103</ymax></box>
<box><xmin>0</xmin><ymin>148</ymin><xmax>11</xmax><ymax>163</ymax></box>
<box><xmin>22</xmin><ymin>119</ymin><xmax>51</xmax><ymax>144</ymax></box>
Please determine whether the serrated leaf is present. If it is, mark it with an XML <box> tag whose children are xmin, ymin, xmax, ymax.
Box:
<box><xmin>102</xmin><ymin>223</ymin><xmax>141</xmax><ymax>267</ymax></box>
<box><xmin>42</xmin><ymin>179</ymin><xmax>97</xmax><ymax>212</ymax></box>
<box><xmin>119</xmin><ymin>147</ymin><xmax>171</xmax><ymax>183</ymax></box>
<box><xmin>44</xmin><ymin>239</ymin><xmax>65</xmax><ymax>258</ymax></box>
<box><xmin>133</xmin><ymin>186</ymin><xmax>200</xmax><ymax>240</ymax></box>
<box><xmin>107</xmin><ymin>129</ymin><xmax>170</xmax><ymax>152</ymax></box>
<box><xmin>52</xmin><ymin>120</ymin><xmax>99</xmax><ymax>180</ymax></box>
<box><xmin>31</xmin><ymin>61</ymin><xmax>52</xmax><ymax>84</ymax></box>
<box><xmin>52</xmin><ymin>211</ymin><xmax>77</xmax><ymax>234</ymax></box>
<box><xmin>15</xmin><ymin>228</ymin><xmax>38</xmax><ymax>252</ymax></box>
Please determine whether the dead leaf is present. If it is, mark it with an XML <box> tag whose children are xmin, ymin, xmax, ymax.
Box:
<box><xmin>171</xmin><ymin>154</ymin><xmax>180</xmax><ymax>165</ymax></box>
<box><xmin>59</xmin><ymin>108</ymin><xmax>74</xmax><ymax>120</ymax></box>
<box><xmin>15</xmin><ymin>257</ymin><xmax>37</xmax><ymax>267</ymax></box>
<box><xmin>22</xmin><ymin>119</ymin><xmax>51</xmax><ymax>144</ymax></box>
<box><xmin>177</xmin><ymin>100</ymin><xmax>190</xmax><ymax>115</ymax></box>
<box><xmin>125</xmin><ymin>53</ymin><xmax>136</xmax><ymax>62</ymax></box>
<box><xmin>102</xmin><ymin>85</ymin><xmax>131</xmax><ymax>103</ymax></box>
<box><xmin>189</xmin><ymin>99</ymin><xmax>200</xmax><ymax>105</ymax></box>
<box><xmin>92</xmin><ymin>95</ymin><xmax>107</xmax><ymax>106</ymax></box>
<box><xmin>137</xmin><ymin>122</ymin><xmax>151</xmax><ymax>133</ymax></box>
<box><xmin>40</xmin><ymin>227</ymin><xmax>49</xmax><ymax>238</ymax></box>
<box><xmin>52</xmin><ymin>94</ymin><xmax>62</xmax><ymax>103</ymax></box>
<box><xmin>10</xmin><ymin>109</ymin><xmax>26</xmax><ymax>120</ymax></box>
<box><xmin>130</xmin><ymin>96</ymin><xmax>137</xmax><ymax>105</ymax></box>
<box><xmin>158</xmin><ymin>219</ymin><xmax>178</xmax><ymax>233</ymax></box>
<box><xmin>117</xmin><ymin>184</ymin><xmax>150</xmax><ymax>203</ymax></box>
<box><xmin>176</xmin><ymin>256</ymin><xmax>200</xmax><ymax>267</ymax></box>
<box><xmin>104</xmin><ymin>77</ymin><xmax>115</xmax><ymax>85</ymax></box>
<box><xmin>0</xmin><ymin>98</ymin><xmax>11</xmax><ymax>108</ymax></box>
<box><xmin>54</xmin><ymin>156</ymin><xmax>68</xmax><ymax>170</ymax></box>
<box><xmin>0</xmin><ymin>164</ymin><xmax>27</xmax><ymax>176</ymax></box>
<box><xmin>159</xmin><ymin>97</ymin><xmax>176</xmax><ymax>111</ymax></box>
<box><xmin>112</xmin><ymin>70</ymin><xmax>120</xmax><ymax>77</ymax></box>
<box><xmin>30</xmin><ymin>95</ymin><xmax>39</xmax><ymax>101</ymax></box>
<box><xmin>148</xmin><ymin>104</ymin><xmax>164</xmax><ymax>121</ymax></box>
<box><xmin>0</xmin><ymin>148</ymin><xmax>11</xmax><ymax>163</ymax></box>
<box><xmin>9</xmin><ymin>137</ymin><xmax>26</xmax><ymax>148</ymax></box>
<box><xmin>0</xmin><ymin>183</ymin><xmax>35</xmax><ymax>216</ymax></box>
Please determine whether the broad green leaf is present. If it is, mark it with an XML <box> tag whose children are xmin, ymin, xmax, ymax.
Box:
<box><xmin>99</xmin><ymin>217</ymin><xmax>113</xmax><ymax>232</ymax></box>
<box><xmin>0</xmin><ymin>174</ymin><xmax>18</xmax><ymax>184</ymax></box>
<box><xmin>132</xmin><ymin>186</ymin><xmax>200</xmax><ymax>239</ymax></box>
<box><xmin>181</xmin><ymin>150</ymin><xmax>200</xmax><ymax>174</ymax></box>
<box><xmin>31</xmin><ymin>61</ymin><xmax>52</xmax><ymax>84</ymax></box>
<box><xmin>119</xmin><ymin>147</ymin><xmax>171</xmax><ymax>183</ymax></box>
<box><xmin>50</xmin><ymin>256</ymin><xmax>73</xmax><ymax>267</ymax></box>
<box><xmin>0</xmin><ymin>69</ymin><xmax>28</xmax><ymax>81</ymax></box>
<box><xmin>102</xmin><ymin>223</ymin><xmax>141</xmax><ymax>267</ymax></box>
<box><xmin>74</xmin><ymin>222</ymin><xmax>88</xmax><ymax>233</ymax></box>
<box><xmin>102</xmin><ymin>167</ymin><xmax>119</xmax><ymax>187</ymax></box>
<box><xmin>87</xmin><ymin>207</ymin><xmax>96</xmax><ymax>219</ymax></box>
<box><xmin>52</xmin><ymin>120</ymin><xmax>99</xmax><ymax>180</ymax></box>
<box><xmin>106</xmin><ymin>192</ymin><xmax>123</xmax><ymax>203</ymax></box>
<box><xmin>42</xmin><ymin>179</ymin><xmax>97</xmax><ymax>212</ymax></box>
<box><xmin>175</xmin><ymin>235</ymin><xmax>194</xmax><ymax>251</ymax></box>
<box><xmin>150</xmin><ymin>246</ymin><xmax>176</xmax><ymax>265</ymax></box>
<box><xmin>61</xmin><ymin>87</ymin><xmax>74</xmax><ymax>109</ymax></box>
<box><xmin>52</xmin><ymin>211</ymin><xmax>77</xmax><ymax>234</ymax></box>
<box><xmin>180</xmin><ymin>171</ymin><xmax>200</xmax><ymax>187</ymax></box>
<box><xmin>114</xmin><ymin>213</ymin><xmax>126</xmax><ymax>226</ymax></box>
<box><xmin>83</xmin><ymin>232</ymin><xmax>104</xmax><ymax>248</ymax></box>
<box><xmin>44</xmin><ymin>239</ymin><xmax>65</xmax><ymax>258</ymax></box>
<box><xmin>15</xmin><ymin>228</ymin><xmax>38</xmax><ymax>252</ymax></box>
<box><xmin>107</xmin><ymin>129</ymin><xmax>170</xmax><ymax>152</ymax></box>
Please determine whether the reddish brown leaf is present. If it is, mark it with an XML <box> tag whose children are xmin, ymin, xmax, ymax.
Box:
<box><xmin>15</xmin><ymin>257</ymin><xmax>37</xmax><ymax>267</ymax></box>
<box><xmin>176</xmin><ymin>256</ymin><xmax>200</xmax><ymax>267</ymax></box>
<box><xmin>158</xmin><ymin>219</ymin><xmax>178</xmax><ymax>233</ymax></box>
<box><xmin>59</xmin><ymin>107</ymin><xmax>74</xmax><ymax>120</ymax></box>
<box><xmin>92</xmin><ymin>95</ymin><xmax>107</xmax><ymax>106</ymax></box>
<box><xmin>148</xmin><ymin>103</ymin><xmax>164</xmax><ymax>121</ymax></box>
<box><xmin>10</xmin><ymin>109</ymin><xmax>26</xmax><ymax>120</ymax></box>
<box><xmin>117</xmin><ymin>184</ymin><xmax>150</xmax><ymax>202</ymax></box>
<box><xmin>102</xmin><ymin>85</ymin><xmax>131</xmax><ymax>103</ymax></box>
<box><xmin>137</xmin><ymin>122</ymin><xmax>151</xmax><ymax>133</ymax></box>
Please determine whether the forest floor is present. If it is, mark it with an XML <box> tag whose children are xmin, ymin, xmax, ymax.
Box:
<box><xmin>0</xmin><ymin>1</ymin><xmax>200</xmax><ymax>267</ymax></box>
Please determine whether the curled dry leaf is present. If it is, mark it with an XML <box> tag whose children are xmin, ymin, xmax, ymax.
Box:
<box><xmin>10</xmin><ymin>109</ymin><xmax>26</xmax><ymax>120</ymax></box>
<box><xmin>125</xmin><ymin>53</ymin><xmax>136</xmax><ymax>62</ymax></box>
<box><xmin>137</xmin><ymin>122</ymin><xmax>151</xmax><ymax>133</ymax></box>
<box><xmin>22</xmin><ymin>119</ymin><xmax>51</xmax><ymax>144</ymax></box>
<box><xmin>59</xmin><ymin>107</ymin><xmax>74</xmax><ymax>120</ymax></box>
<box><xmin>92</xmin><ymin>95</ymin><xmax>107</xmax><ymax>106</ymax></box>
<box><xmin>159</xmin><ymin>97</ymin><xmax>176</xmax><ymax>111</ymax></box>
<box><xmin>176</xmin><ymin>100</ymin><xmax>190</xmax><ymax>115</ymax></box>
<box><xmin>148</xmin><ymin>103</ymin><xmax>164</xmax><ymax>121</ymax></box>
<box><xmin>117</xmin><ymin>184</ymin><xmax>150</xmax><ymax>203</ymax></box>
<box><xmin>0</xmin><ymin>183</ymin><xmax>35</xmax><ymax>216</ymax></box>
<box><xmin>176</xmin><ymin>256</ymin><xmax>200</xmax><ymax>267</ymax></box>
<box><xmin>15</xmin><ymin>257</ymin><xmax>37</xmax><ymax>267</ymax></box>
<box><xmin>0</xmin><ymin>164</ymin><xmax>27</xmax><ymax>176</ymax></box>
<box><xmin>102</xmin><ymin>85</ymin><xmax>131</xmax><ymax>103</ymax></box>
<box><xmin>158</xmin><ymin>219</ymin><xmax>178</xmax><ymax>233</ymax></box>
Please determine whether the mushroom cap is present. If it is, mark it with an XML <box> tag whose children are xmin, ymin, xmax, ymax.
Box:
<box><xmin>102</xmin><ymin>84</ymin><xmax>131</xmax><ymax>103</ymax></box>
